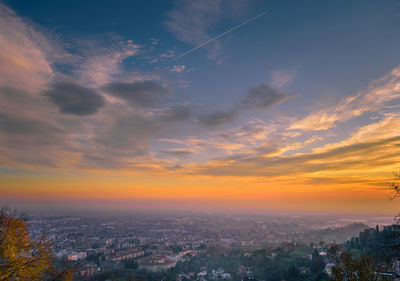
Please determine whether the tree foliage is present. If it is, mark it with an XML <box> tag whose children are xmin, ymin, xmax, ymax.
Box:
<box><xmin>390</xmin><ymin>168</ymin><xmax>400</xmax><ymax>200</ymax></box>
<box><xmin>328</xmin><ymin>243</ymin><xmax>390</xmax><ymax>281</ymax></box>
<box><xmin>0</xmin><ymin>208</ymin><xmax>74</xmax><ymax>281</ymax></box>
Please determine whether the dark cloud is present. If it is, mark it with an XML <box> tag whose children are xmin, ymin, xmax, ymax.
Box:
<box><xmin>241</xmin><ymin>84</ymin><xmax>294</xmax><ymax>109</ymax></box>
<box><xmin>0</xmin><ymin>112</ymin><xmax>71</xmax><ymax>168</ymax></box>
<box><xmin>80</xmin><ymin>154</ymin><xmax>128</xmax><ymax>170</ymax></box>
<box><xmin>0</xmin><ymin>87</ymin><xmax>38</xmax><ymax>105</ymax></box>
<box><xmin>197</xmin><ymin>84</ymin><xmax>295</xmax><ymax>127</ymax></box>
<box><xmin>165</xmin><ymin>164</ymin><xmax>184</xmax><ymax>170</ymax></box>
<box><xmin>197</xmin><ymin>108</ymin><xmax>238</xmax><ymax>127</ymax></box>
<box><xmin>102</xmin><ymin>81</ymin><xmax>172</xmax><ymax>108</ymax></box>
<box><xmin>160</xmin><ymin>149</ymin><xmax>196</xmax><ymax>158</ymax></box>
<box><xmin>0</xmin><ymin>113</ymin><xmax>63</xmax><ymax>136</ymax></box>
<box><xmin>94</xmin><ymin>114</ymin><xmax>158</xmax><ymax>151</ymax></box>
<box><xmin>158</xmin><ymin>105</ymin><xmax>192</xmax><ymax>122</ymax></box>
<box><xmin>12</xmin><ymin>156</ymin><xmax>58</xmax><ymax>168</ymax></box>
<box><xmin>43</xmin><ymin>82</ymin><xmax>105</xmax><ymax>116</ymax></box>
<box><xmin>77</xmin><ymin>113</ymin><xmax>160</xmax><ymax>169</ymax></box>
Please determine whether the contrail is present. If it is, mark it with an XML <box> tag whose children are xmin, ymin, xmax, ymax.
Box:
<box><xmin>172</xmin><ymin>11</ymin><xmax>267</xmax><ymax>61</ymax></box>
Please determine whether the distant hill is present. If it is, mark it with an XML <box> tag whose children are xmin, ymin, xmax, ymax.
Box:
<box><xmin>305</xmin><ymin>223</ymin><xmax>369</xmax><ymax>244</ymax></box>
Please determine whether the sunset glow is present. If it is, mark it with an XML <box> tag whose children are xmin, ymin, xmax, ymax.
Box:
<box><xmin>1</xmin><ymin>0</ymin><xmax>400</xmax><ymax>213</ymax></box>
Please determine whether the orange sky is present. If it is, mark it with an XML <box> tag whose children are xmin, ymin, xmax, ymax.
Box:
<box><xmin>1</xmin><ymin>167</ymin><xmax>399</xmax><ymax>213</ymax></box>
<box><xmin>1</xmin><ymin>2</ymin><xmax>400</xmax><ymax>214</ymax></box>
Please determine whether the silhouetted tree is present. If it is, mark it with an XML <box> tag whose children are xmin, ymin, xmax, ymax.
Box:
<box><xmin>390</xmin><ymin>167</ymin><xmax>400</xmax><ymax>201</ymax></box>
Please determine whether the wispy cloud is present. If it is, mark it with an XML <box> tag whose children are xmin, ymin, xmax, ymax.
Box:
<box><xmin>171</xmin><ymin>11</ymin><xmax>267</xmax><ymax>61</ymax></box>
<box><xmin>290</xmin><ymin>66</ymin><xmax>400</xmax><ymax>131</ymax></box>
<box><xmin>193</xmin><ymin>133</ymin><xmax>400</xmax><ymax>179</ymax></box>
<box><xmin>0</xmin><ymin>3</ymin><xmax>180</xmax><ymax>171</ymax></box>
<box><xmin>157</xmin><ymin>105</ymin><xmax>193</xmax><ymax>122</ymax></box>
<box><xmin>170</xmin><ymin>65</ymin><xmax>186</xmax><ymax>73</ymax></box>
<box><xmin>0</xmin><ymin>3</ymin><xmax>54</xmax><ymax>92</ymax></box>
<box><xmin>165</xmin><ymin>0</ymin><xmax>223</xmax><ymax>60</ymax></box>
<box><xmin>270</xmin><ymin>69</ymin><xmax>297</xmax><ymax>88</ymax></box>
<box><xmin>1</xmin><ymin>0</ymin><xmax>400</xmax><ymax>194</ymax></box>
<box><xmin>74</xmin><ymin>38</ymin><xmax>141</xmax><ymax>87</ymax></box>
<box><xmin>185</xmin><ymin>97</ymin><xmax>400</xmax><ymax>183</ymax></box>
<box><xmin>197</xmin><ymin>84</ymin><xmax>296</xmax><ymax>127</ymax></box>
<box><xmin>165</xmin><ymin>0</ymin><xmax>252</xmax><ymax>61</ymax></box>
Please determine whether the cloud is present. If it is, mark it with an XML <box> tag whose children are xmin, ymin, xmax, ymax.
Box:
<box><xmin>0</xmin><ymin>112</ymin><xmax>63</xmax><ymax>136</ymax></box>
<box><xmin>166</xmin><ymin>0</ymin><xmax>222</xmax><ymax>41</ymax></box>
<box><xmin>80</xmin><ymin>154</ymin><xmax>130</xmax><ymax>170</ymax></box>
<box><xmin>75</xmin><ymin>112</ymin><xmax>165</xmax><ymax>170</ymax></box>
<box><xmin>290</xmin><ymin>65</ymin><xmax>400</xmax><ymax>131</ymax></box>
<box><xmin>43</xmin><ymin>82</ymin><xmax>105</xmax><ymax>116</ymax></box>
<box><xmin>197</xmin><ymin>108</ymin><xmax>239</xmax><ymax>127</ymax></box>
<box><xmin>75</xmin><ymin>39</ymin><xmax>140</xmax><ymax>87</ymax></box>
<box><xmin>158</xmin><ymin>119</ymin><xmax>276</xmax><ymax>154</ymax></box>
<box><xmin>160</xmin><ymin>148</ymin><xmax>197</xmax><ymax>158</ymax></box>
<box><xmin>198</xmin><ymin>84</ymin><xmax>295</xmax><ymax>127</ymax></box>
<box><xmin>270</xmin><ymin>69</ymin><xmax>297</xmax><ymax>88</ymax></box>
<box><xmin>0</xmin><ymin>111</ymin><xmax>71</xmax><ymax>168</ymax></box>
<box><xmin>0</xmin><ymin>3</ymin><xmax>54</xmax><ymax>92</ymax></box>
<box><xmin>0</xmin><ymin>2</ymin><xmax>144</xmax><ymax>92</ymax></box>
<box><xmin>172</xmin><ymin>11</ymin><xmax>267</xmax><ymax>62</ymax></box>
<box><xmin>165</xmin><ymin>0</ymin><xmax>254</xmax><ymax>61</ymax></box>
<box><xmin>159</xmin><ymin>137</ymin><xmax>244</xmax><ymax>154</ymax></box>
<box><xmin>2</xmin><ymin>0</ymin><xmax>399</xmax><ymax>187</ymax></box>
<box><xmin>0</xmin><ymin>87</ymin><xmax>52</xmax><ymax>119</ymax></box>
<box><xmin>73</xmin><ymin>112</ymin><xmax>164</xmax><ymax>170</ymax></box>
<box><xmin>241</xmin><ymin>84</ymin><xmax>295</xmax><ymax>109</ymax></box>
<box><xmin>158</xmin><ymin>105</ymin><xmax>192</xmax><ymax>122</ymax></box>
<box><xmin>189</xmin><ymin>112</ymin><xmax>400</xmax><ymax>179</ymax></box>
<box><xmin>162</xmin><ymin>119</ymin><xmax>275</xmax><ymax>157</ymax></box>
<box><xmin>170</xmin><ymin>65</ymin><xmax>186</xmax><ymax>73</ymax></box>
<box><xmin>150</xmin><ymin>38</ymin><xmax>159</xmax><ymax>46</ymax></box>
<box><xmin>94</xmin><ymin>113</ymin><xmax>157</xmax><ymax>151</ymax></box>
<box><xmin>159</xmin><ymin>50</ymin><xmax>176</xmax><ymax>58</ymax></box>
<box><xmin>194</xmin><ymin>135</ymin><xmax>400</xmax><ymax>178</ymax></box>
<box><xmin>0</xmin><ymin>3</ymin><xmax>172</xmax><ymax>171</ymax></box>
<box><xmin>165</xmin><ymin>0</ymin><xmax>223</xmax><ymax>60</ymax></box>
<box><xmin>102</xmin><ymin>81</ymin><xmax>172</xmax><ymax>108</ymax></box>
<box><xmin>313</xmin><ymin>113</ymin><xmax>400</xmax><ymax>154</ymax></box>
<box><xmin>216</xmin><ymin>119</ymin><xmax>277</xmax><ymax>144</ymax></box>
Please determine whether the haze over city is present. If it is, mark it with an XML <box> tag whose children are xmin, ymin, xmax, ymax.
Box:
<box><xmin>1</xmin><ymin>0</ymin><xmax>400</xmax><ymax>214</ymax></box>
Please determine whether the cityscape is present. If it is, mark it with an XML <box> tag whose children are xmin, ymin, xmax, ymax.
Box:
<box><xmin>23</xmin><ymin>211</ymin><xmax>394</xmax><ymax>280</ymax></box>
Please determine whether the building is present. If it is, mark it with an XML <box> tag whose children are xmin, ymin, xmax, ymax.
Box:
<box><xmin>137</xmin><ymin>254</ymin><xmax>177</xmax><ymax>272</ymax></box>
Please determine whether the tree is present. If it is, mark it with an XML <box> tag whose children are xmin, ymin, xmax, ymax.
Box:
<box><xmin>328</xmin><ymin>243</ymin><xmax>390</xmax><ymax>281</ymax></box>
<box><xmin>332</xmin><ymin>251</ymin><xmax>390</xmax><ymax>281</ymax></box>
<box><xmin>326</xmin><ymin>168</ymin><xmax>400</xmax><ymax>280</ymax></box>
<box><xmin>390</xmin><ymin>167</ymin><xmax>400</xmax><ymax>200</ymax></box>
<box><xmin>285</xmin><ymin>264</ymin><xmax>300</xmax><ymax>281</ymax></box>
<box><xmin>311</xmin><ymin>249</ymin><xmax>324</xmax><ymax>274</ymax></box>
<box><xmin>0</xmin><ymin>208</ymin><xmax>74</xmax><ymax>280</ymax></box>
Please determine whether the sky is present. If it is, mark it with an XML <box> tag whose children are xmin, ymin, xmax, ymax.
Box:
<box><xmin>1</xmin><ymin>0</ymin><xmax>400</xmax><ymax>214</ymax></box>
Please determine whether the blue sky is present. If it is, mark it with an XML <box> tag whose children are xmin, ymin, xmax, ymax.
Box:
<box><xmin>7</xmin><ymin>0</ymin><xmax>400</xmax><ymax>98</ymax></box>
<box><xmin>1</xmin><ymin>0</ymin><xmax>400</xmax><ymax>212</ymax></box>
